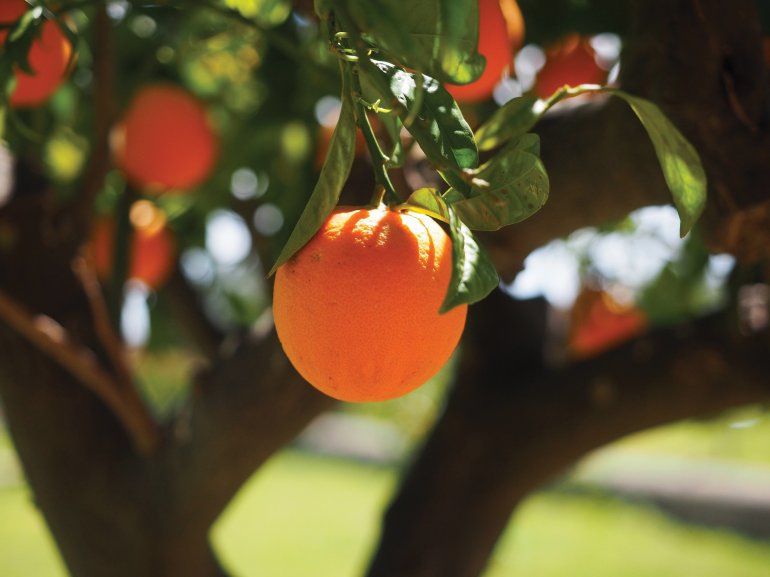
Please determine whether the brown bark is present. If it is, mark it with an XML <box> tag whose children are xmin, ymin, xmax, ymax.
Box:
<box><xmin>0</xmin><ymin>1</ymin><xmax>769</xmax><ymax>577</ymax></box>
<box><xmin>366</xmin><ymin>291</ymin><xmax>770</xmax><ymax>577</ymax></box>
<box><xmin>0</xmin><ymin>166</ymin><xmax>328</xmax><ymax>576</ymax></box>
<box><xmin>364</xmin><ymin>0</ymin><xmax>770</xmax><ymax>576</ymax></box>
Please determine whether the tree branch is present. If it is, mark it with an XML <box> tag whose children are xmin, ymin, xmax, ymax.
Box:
<box><xmin>73</xmin><ymin>2</ymin><xmax>115</xmax><ymax>231</ymax></box>
<box><xmin>0</xmin><ymin>287</ymin><xmax>158</xmax><ymax>453</ymax></box>
<box><xmin>162</xmin><ymin>264</ymin><xmax>226</xmax><ymax>362</ymax></box>
<box><xmin>484</xmin><ymin>0</ymin><xmax>770</xmax><ymax>280</ymax></box>
<box><xmin>483</xmin><ymin>97</ymin><xmax>671</xmax><ymax>279</ymax></box>
<box><xmin>165</xmin><ymin>315</ymin><xmax>334</xmax><ymax>528</ymax></box>
<box><xmin>366</xmin><ymin>290</ymin><xmax>770</xmax><ymax>577</ymax></box>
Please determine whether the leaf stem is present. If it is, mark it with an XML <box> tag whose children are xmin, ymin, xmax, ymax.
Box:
<box><xmin>348</xmin><ymin>57</ymin><xmax>400</xmax><ymax>205</ymax></box>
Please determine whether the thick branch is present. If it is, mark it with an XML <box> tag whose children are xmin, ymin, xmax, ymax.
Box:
<box><xmin>163</xmin><ymin>264</ymin><xmax>226</xmax><ymax>362</ymax></box>
<box><xmin>485</xmin><ymin>0</ymin><xmax>770</xmax><ymax>280</ymax></box>
<box><xmin>366</xmin><ymin>290</ymin><xmax>770</xmax><ymax>577</ymax></box>
<box><xmin>165</xmin><ymin>317</ymin><xmax>333</xmax><ymax>529</ymax></box>
<box><xmin>0</xmin><ymin>288</ymin><xmax>157</xmax><ymax>453</ymax></box>
<box><xmin>484</xmin><ymin>97</ymin><xmax>671</xmax><ymax>278</ymax></box>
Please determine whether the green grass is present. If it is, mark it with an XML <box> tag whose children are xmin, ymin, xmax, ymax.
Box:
<box><xmin>213</xmin><ymin>452</ymin><xmax>396</xmax><ymax>577</ymax></box>
<box><xmin>598</xmin><ymin>404</ymin><xmax>770</xmax><ymax>465</ymax></box>
<box><xmin>4</xmin><ymin>448</ymin><xmax>770</xmax><ymax>577</ymax></box>
<box><xmin>489</xmin><ymin>491</ymin><xmax>770</xmax><ymax>577</ymax></box>
<box><xmin>0</xmin><ymin>487</ymin><xmax>67</xmax><ymax>577</ymax></box>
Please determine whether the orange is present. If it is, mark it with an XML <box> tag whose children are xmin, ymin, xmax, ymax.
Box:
<box><xmin>112</xmin><ymin>84</ymin><xmax>218</xmax><ymax>192</ymax></box>
<box><xmin>0</xmin><ymin>0</ymin><xmax>73</xmax><ymax>107</ymax></box>
<box><xmin>568</xmin><ymin>287</ymin><xmax>646</xmax><ymax>359</ymax></box>
<box><xmin>534</xmin><ymin>34</ymin><xmax>607</xmax><ymax>99</ymax></box>
<box><xmin>89</xmin><ymin>201</ymin><xmax>176</xmax><ymax>289</ymax></box>
<box><xmin>446</xmin><ymin>0</ymin><xmax>525</xmax><ymax>104</ymax></box>
<box><xmin>273</xmin><ymin>206</ymin><xmax>467</xmax><ymax>402</ymax></box>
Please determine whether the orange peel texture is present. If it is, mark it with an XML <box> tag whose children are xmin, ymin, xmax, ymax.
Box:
<box><xmin>273</xmin><ymin>207</ymin><xmax>468</xmax><ymax>402</ymax></box>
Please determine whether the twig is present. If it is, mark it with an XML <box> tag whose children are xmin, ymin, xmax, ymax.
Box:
<box><xmin>74</xmin><ymin>3</ymin><xmax>115</xmax><ymax>230</ymax></box>
<box><xmin>0</xmin><ymin>288</ymin><xmax>159</xmax><ymax>454</ymax></box>
<box><xmin>72</xmin><ymin>253</ymin><xmax>135</xmax><ymax>388</ymax></box>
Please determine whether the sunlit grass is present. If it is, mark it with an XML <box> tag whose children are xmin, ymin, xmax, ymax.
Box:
<box><xmin>489</xmin><ymin>490</ymin><xmax>770</xmax><ymax>577</ymax></box>
<box><xmin>590</xmin><ymin>405</ymin><xmax>770</xmax><ymax>465</ymax></box>
<box><xmin>213</xmin><ymin>451</ymin><xmax>396</xmax><ymax>577</ymax></box>
<box><xmin>0</xmin><ymin>487</ymin><xmax>67</xmax><ymax>577</ymax></box>
<box><xmin>0</xmin><ymin>410</ymin><xmax>770</xmax><ymax>577</ymax></box>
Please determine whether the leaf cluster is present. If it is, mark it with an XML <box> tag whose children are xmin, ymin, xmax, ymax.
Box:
<box><xmin>274</xmin><ymin>0</ymin><xmax>707</xmax><ymax>313</ymax></box>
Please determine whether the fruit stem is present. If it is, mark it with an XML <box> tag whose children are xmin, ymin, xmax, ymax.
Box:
<box><xmin>347</xmin><ymin>60</ymin><xmax>401</xmax><ymax>206</ymax></box>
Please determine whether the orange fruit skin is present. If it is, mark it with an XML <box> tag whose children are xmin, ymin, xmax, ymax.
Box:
<box><xmin>112</xmin><ymin>84</ymin><xmax>218</xmax><ymax>192</ymax></box>
<box><xmin>0</xmin><ymin>0</ymin><xmax>73</xmax><ymax>107</ymax></box>
<box><xmin>568</xmin><ymin>288</ymin><xmax>646</xmax><ymax>359</ymax></box>
<box><xmin>273</xmin><ymin>207</ymin><xmax>468</xmax><ymax>402</ymax></box>
<box><xmin>89</xmin><ymin>217</ymin><xmax>176</xmax><ymax>289</ymax></box>
<box><xmin>446</xmin><ymin>0</ymin><xmax>525</xmax><ymax>104</ymax></box>
<box><xmin>534</xmin><ymin>35</ymin><xmax>607</xmax><ymax>99</ymax></box>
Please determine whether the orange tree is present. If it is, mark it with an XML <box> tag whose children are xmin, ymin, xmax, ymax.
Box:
<box><xmin>0</xmin><ymin>1</ymin><xmax>770</xmax><ymax>576</ymax></box>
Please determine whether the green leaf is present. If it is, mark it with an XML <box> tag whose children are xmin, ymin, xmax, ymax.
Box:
<box><xmin>223</xmin><ymin>0</ymin><xmax>292</xmax><ymax>27</ymax></box>
<box><xmin>450</xmin><ymin>133</ymin><xmax>549</xmax><ymax>230</ymax></box>
<box><xmin>612</xmin><ymin>90</ymin><xmax>707</xmax><ymax>237</ymax></box>
<box><xmin>440</xmin><ymin>207</ymin><xmax>499</xmax><ymax>313</ymax></box>
<box><xmin>401</xmin><ymin>187</ymin><xmax>450</xmax><ymax>222</ymax></box>
<box><xmin>345</xmin><ymin>0</ymin><xmax>483</xmax><ymax>84</ymax></box>
<box><xmin>475</xmin><ymin>94</ymin><xmax>541</xmax><ymax>151</ymax></box>
<box><xmin>358</xmin><ymin>70</ymin><xmax>404</xmax><ymax>166</ymax></box>
<box><xmin>362</xmin><ymin>60</ymin><xmax>478</xmax><ymax>194</ymax></box>
<box><xmin>3</xmin><ymin>8</ymin><xmax>44</xmax><ymax>76</ymax></box>
<box><xmin>268</xmin><ymin>69</ymin><xmax>357</xmax><ymax>275</ymax></box>
<box><xmin>475</xmin><ymin>85</ymin><xmax>606</xmax><ymax>151</ymax></box>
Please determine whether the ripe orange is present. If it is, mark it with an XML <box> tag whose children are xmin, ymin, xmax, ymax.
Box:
<box><xmin>273</xmin><ymin>206</ymin><xmax>468</xmax><ymax>402</ymax></box>
<box><xmin>568</xmin><ymin>287</ymin><xmax>646</xmax><ymax>359</ymax></box>
<box><xmin>446</xmin><ymin>0</ymin><xmax>525</xmax><ymax>104</ymax></box>
<box><xmin>112</xmin><ymin>84</ymin><xmax>218</xmax><ymax>192</ymax></box>
<box><xmin>0</xmin><ymin>0</ymin><xmax>73</xmax><ymax>107</ymax></box>
<box><xmin>534</xmin><ymin>35</ymin><xmax>607</xmax><ymax>98</ymax></box>
<box><xmin>89</xmin><ymin>201</ymin><xmax>176</xmax><ymax>289</ymax></box>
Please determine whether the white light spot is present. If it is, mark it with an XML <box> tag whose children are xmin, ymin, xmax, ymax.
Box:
<box><xmin>121</xmin><ymin>282</ymin><xmax>150</xmax><ymax>348</ymax></box>
<box><xmin>590</xmin><ymin>33</ymin><xmax>622</xmax><ymax>70</ymax></box>
<box><xmin>253</xmin><ymin>204</ymin><xmax>284</xmax><ymax>236</ymax></box>
<box><xmin>231</xmin><ymin>168</ymin><xmax>259</xmax><ymax>200</ymax></box>
<box><xmin>508</xmin><ymin>241</ymin><xmax>580</xmax><ymax>308</ymax></box>
<box><xmin>181</xmin><ymin>248</ymin><xmax>216</xmax><ymax>286</ymax></box>
<box><xmin>729</xmin><ymin>418</ymin><xmax>761</xmax><ymax>429</ymax></box>
<box><xmin>514</xmin><ymin>44</ymin><xmax>546</xmax><ymax>92</ymax></box>
<box><xmin>314</xmin><ymin>96</ymin><xmax>342</xmax><ymax>127</ymax></box>
<box><xmin>206</xmin><ymin>210</ymin><xmax>252</xmax><ymax>266</ymax></box>
<box><xmin>493</xmin><ymin>78</ymin><xmax>523</xmax><ymax>106</ymax></box>
<box><xmin>106</xmin><ymin>1</ymin><xmax>129</xmax><ymax>21</ymax></box>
